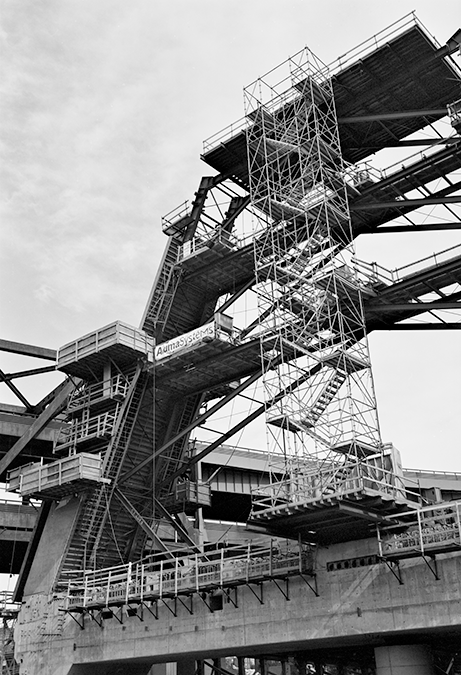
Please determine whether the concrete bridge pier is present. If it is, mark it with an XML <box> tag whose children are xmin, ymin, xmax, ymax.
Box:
<box><xmin>375</xmin><ymin>645</ymin><xmax>434</xmax><ymax>675</ymax></box>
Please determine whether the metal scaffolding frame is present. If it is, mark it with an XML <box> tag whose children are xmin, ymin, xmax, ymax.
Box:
<box><xmin>244</xmin><ymin>49</ymin><xmax>383</xmax><ymax>489</ymax></box>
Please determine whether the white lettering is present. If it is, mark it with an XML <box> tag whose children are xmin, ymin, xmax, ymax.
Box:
<box><xmin>155</xmin><ymin>323</ymin><xmax>216</xmax><ymax>361</ymax></box>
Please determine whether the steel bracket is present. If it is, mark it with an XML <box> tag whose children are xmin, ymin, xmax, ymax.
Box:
<box><xmin>222</xmin><ymin>586</ymin><xmax>238</xmax><ymax>608</ymax></box>
<box><xmin>272</xmin><ymin>577</ymin><xmax>290</xmax><ymax>601</ymax></box>
<box><xmin>381</xmin><ymin>557</ymin><xmax>403</xmax><ymax>585</ymax></box>
<box><xmin>176</xmin><ymin>594</ymin><xmax>194</xmax><ymax>615</ymax></box>
<box><xmin>300</xmin><ymin>573</ymin><xmax>319</xmax><ymax>597</ymax></box>
<box><xmin>246</xmin><ymin>581</ymin><xmax>264</xmax><ymax>604</ymax></box>
<box><xmin>142</xmin><ymin>600</ymin><xmax>158</xmax><ymax>620</ymax></box>
<box><xmin>422</xmin><ymin>554</ymin><xmax>440</xmax><ymax>580</ymax></box>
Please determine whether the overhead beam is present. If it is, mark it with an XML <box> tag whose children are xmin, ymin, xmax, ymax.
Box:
<box><xmin>0</xmin><ymin>339</ymin><xmax>56</xmax><ymax>362</ymax></box>
<box><xmin>0</xmin><ymin>378</ymin><xmax>76</xmax><ymax>478</ymax></box>
<box><xmin>369</xmin><ymin>302</ymin><xmax>460</xmax><ymax>312</ymax></box>
<box><xmin>374</xmin><ymin>223</ymin><xmax>461</xmax><ymax>233</ymax></box>
<box><xmin>348</xmin><ymin>138</ymin><xmax>460</xmax><ymax>149</ymax></box>
<box><xmin>377</xmin><ymin>323</ymin><xmax>461</xmax><ymax>330</ymax></box>
<box><xmin>338</xmin><ymin>502</ymin><xmax>395</xmax><ymax>523</ymax></box>
<box><xmin>351</xmin><ymin>196</ymin><xmax>461</xmax><ymax>211</ymax></box>
<box><xmin>0</xmin><ymin>366</ymin><xmax>56</xmax><ymax>381</ymax></box>
<box><xmin>338</xmin><ymin>109</ymin><xmax>447</xmax><ymax>123</ymax></box>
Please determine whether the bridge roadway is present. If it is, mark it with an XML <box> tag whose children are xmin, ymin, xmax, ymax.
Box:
<box><xmin>12</xmin><ymin>536</ymin><xmax>461</xmax><ymax>675</ymax></box>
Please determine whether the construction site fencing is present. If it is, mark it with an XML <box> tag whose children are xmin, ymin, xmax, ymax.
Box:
<box><xmin>379</xmin><ymin>500</ymin><xmax>461</xmax><ymax>557</ymax></box>
<box><xmin>65</xmin><ymin>540</ymin><xmax>313</xmax><ymax>611</ymax></box>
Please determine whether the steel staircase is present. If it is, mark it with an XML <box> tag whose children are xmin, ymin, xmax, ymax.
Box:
<box><xmin>59</xmin><ymin>366</ymin><xmax>146</xmax><ymax>572</ymax></box>
<box><xmin>300</xmin><ymin>368</ymin><xmax>347</xmax><ymax>428</ymax></box>
<box><xmin>155</xmin><ymin>394</ymin><xmax>203</xmax><ymax>490</ymax></box>
<box><xmin>142</xmin><ymin>239</ymin><xmax>182</xmax><ymax>339</ymax></box>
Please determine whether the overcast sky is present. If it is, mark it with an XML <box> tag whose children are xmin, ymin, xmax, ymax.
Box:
<box><xmin>1</xmin><ymin>0</ymin><xmax>460</xmax><ymax>472</ymax></box>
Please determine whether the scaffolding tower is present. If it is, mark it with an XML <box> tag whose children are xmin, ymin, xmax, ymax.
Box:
<box><xmin>244</xmin><ymin>49</ymin><xmax>384</xmax><ymax>495</ymax></box>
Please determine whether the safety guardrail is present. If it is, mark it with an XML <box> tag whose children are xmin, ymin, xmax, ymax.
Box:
<box><xmin>64</xmin><ymin>539</ymin><xmax>313</xmax><ymax>610</ymax></box>
<box><xmin>379</xmin><ymin>500</ymin><xmax>461</xmax><ymax>557</ymax></box>
<box><xmin>0</xmin><ymin>591</ymin><xmax>21</xmax><ymax>616</ymax></box>
<box><xmin>251</xmin><ymin>459</ymin><xmax>420</xmax><ymax>515</ymax></box>
<box><xmin>54</xmin><ymin>411</ymin><xmax>117</xmax><ymax>450</ymax></box>
<box><xmin>353</xmin><ymin>242</ymin><xmax>461</xmax><ymax>287</ymax></box>
<box><xmin>203</xmin><ymin>13</ymin><xmax>422</xmax><ymax>155</ymax></box>
<box><xmin>67</xmin><ymin>374</ymin><xmax>130</xmax><ymax>412</ymax></box>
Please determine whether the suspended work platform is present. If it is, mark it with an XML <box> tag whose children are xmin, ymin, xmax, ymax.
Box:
<box><xmin>249</xmin><ymin>457</ymin><xmax>421</xmax><ymax>545</ymax></box>
<box><xmin>6</xmin><ymin>453</ymin><xmax>109</xmax><ymax>500</ymax></box>
<box><xmin>57</xmin><ymin>321</ymin><xmax>154</xmax><ymax>377</ymax></box>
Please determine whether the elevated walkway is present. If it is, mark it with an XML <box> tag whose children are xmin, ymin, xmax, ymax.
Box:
<box><xmin>379</xmin><ymin>500</ymin><xmax>461</xmax><ymax>560</ymax></box>
<box><xmin>64</xmin><ymin>538</ymin><xmax>314</xmax><ymax>614</ymax></box>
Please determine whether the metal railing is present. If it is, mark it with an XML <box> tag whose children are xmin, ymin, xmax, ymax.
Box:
<box><xmin>178</xmin><ymin>228</ymin><xmax>244</xmax><ymax>261</ymax></box>
<box><xmin>403</xmin><ymin>467</ymin><xmax>461</xmax><ymax>482</ymax></box>
<box><xmin>64</xmin><ymin>539</ymin><xmax>313</xmax><ymax>610</ymax></box>
<box><xmin>353</xmin><ymin>242</ymin><xmax>461</xmax><ymax>287</ymax></box>
<box><xmin>6</xmin><ymin>453</ymin><xmax>109</xmax><ymax>497</ymax></box>
<box><xmin>203</xmin><ymin>13</ymin><xmax>423</xmax><ymax>155</ymax></box>
<box><xmin>251</xmin><ymin>459</ymin><xmax>420</xmax><ymax>514</ymax></box>
<box><xmin>54</xmin><ymin>411</ymin><xmax>117</xmax><ymax>450</ymax></box>
<box><xmin>0</xmin><ymin>592</ymin><xmax>20</xmax><ymax>617</ymax></box>
<box><xmin>67</xmin><ymin>374</ymin><xmax>130</xmax><ymax>412</ymax></box>
<box><xmin>379</xmin><ymin>500</ymin><xmax>461</xmax><ymax>557</ymax></box>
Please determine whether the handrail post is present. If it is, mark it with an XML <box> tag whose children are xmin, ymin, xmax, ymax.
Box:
<box><xmin>140</xmin><ymin>564</ymin><xmax>144</xmax><ymax>603</ymax></box>
<box><xmin>456</xmin><ymin>503</ymin><xmax>461</xmax><ymax>544</ymax></box>
<box><xmin>417</xmin><ymin>510</ymin><xmax>424</xmax><ymax>555</ymax></box>
<box><xmin>376</xmin><ymin>524</ymin><xmax>384</xmax><ymax>557</ymax></box>
<box><xmin>220</xmin><ymin>548</ymin><xmax>224</xmax><ymax>587</ymax></box>
<box><xmin>246</xmin><ymin>542</ymin><xmax>251</xmax><ymax>582</ymax></box>
<box><xmin>106</xmin><ymin>570</ymin><xmax>111</xmax><ymax>607</ymax></box>
<box><xmin>126</xmin><ymin>562</ymin><xmax>132</xmax><ymax>604</ymax></box>
<box><xmin>175</xmin><ymin>557</ymin><xmax>178</xmax><ymax>596</ymax></box>
<box><xmin>83</xmin><ymin>574</ymin><xmax>88</xmax><ymax>608</ymax></box>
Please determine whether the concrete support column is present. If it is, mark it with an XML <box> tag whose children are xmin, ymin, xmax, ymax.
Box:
<box><xmin>375</xmin><ymin>645</ymin><xmax>434</xmax><ymax>675</ymax></box>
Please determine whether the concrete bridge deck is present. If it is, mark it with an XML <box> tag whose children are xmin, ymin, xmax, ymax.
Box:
<box><xmin>13</xmin><ymin>542</ymin><xmax>461</xmax><ymax>674</ymax></box>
